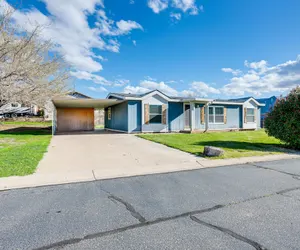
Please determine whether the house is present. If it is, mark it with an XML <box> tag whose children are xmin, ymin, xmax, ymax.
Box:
<box><xmin>105</xmin><ymin>90</ymin><xmax>265</xmax><ymax>133</ymax></box>
<box><xmin>52</xmin><ymin>89</ymin><xmax>264</xmax><ymax>134</ymax></box>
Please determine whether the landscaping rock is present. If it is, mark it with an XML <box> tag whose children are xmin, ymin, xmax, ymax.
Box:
<box><xmin>203</xmin><ymin>146</ymin><xmax>224</xmax><ymax>157</ymax></box>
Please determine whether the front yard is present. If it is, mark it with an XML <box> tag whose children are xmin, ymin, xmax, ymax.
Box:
<box><xmin>0</xmin><ymin>122</ymin><xmax>52</xmax><ymax>177</ymax></box>
<box><xmin>138</xmin><ymin>130</ymin><xmax>290</xmax><ymax>159</ymax></box>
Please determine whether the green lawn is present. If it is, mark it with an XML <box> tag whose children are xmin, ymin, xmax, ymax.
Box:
<box><xmin>1</xmin><ymin>121</ymin><xmax>52</xmax><ymax>127</ymax></box>
<box><xmin>138</xmin><ymin>130</ymin><xmax>289</xmax><ymax>159</ymax></box>
<box><xmin>0</xmin><ymin>128</ymin><xmax>52</xmax><ymax>177</ymax></box>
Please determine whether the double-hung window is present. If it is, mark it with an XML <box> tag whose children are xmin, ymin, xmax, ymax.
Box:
<box><xmin>149</xmin><ymin>105</ymin><xmax>162</xmax><ymax>124</ymax></box>
<box><xmin>208</xmin><ymin>107</ymin><xmax>224</xmax><ymax>124</ymax></box>
<box><xmin>246</xmin><ymin>108</ymin><xmax>255</xmax><ymax>123</ymax></box>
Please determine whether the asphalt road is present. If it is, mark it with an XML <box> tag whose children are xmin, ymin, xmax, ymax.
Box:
<box><xmin>1</xmin><ymin>158</ymin><xmax>300</xmax><ymax>250</ymax></box>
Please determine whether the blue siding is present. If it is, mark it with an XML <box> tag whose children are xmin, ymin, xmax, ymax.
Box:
<box><xmin>105</xmin><ymin>101</ymin><xmax>128</xmax><ymax>132</ymax></box>
<box><xmin>128</xmin><ymin>100</ymin><xmax>142</xmax><ymax>132</ymax></box>
<box><xmin>168</xmin><ymin>102</ymin><xmax>184</xmax><ymax>131</ymax></box>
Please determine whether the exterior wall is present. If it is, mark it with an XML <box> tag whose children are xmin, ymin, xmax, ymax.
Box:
<box><xmin>56</xmin><ymin>108</ymin><xmax>94</xmax><ymax>132</ymax></box>
<box><xmin>207</xmin><ymin>104</ymin><xmax>241</xmax><ymax>130</ymax></box>
<box><xmin>243</xmin><ymin>100</ymin><xmax>259</xmax><ymax>130</ymax></box>
<box><xmin>168</xmin><ymin>102</ymin><xmax>184</xmax><ymax>131</ymax></box>
<box><xmin>193</xmin><ymin>104</ymin><xmax>242</xmax><ymax>130</ymax></box>
<box><xmin>105</xmin><ymin>101</ymin><xmax>128</xmax><ymax>132</ymax></box>
<box><xmin>142</xmin><ymin>94</ymin><xmax>168</xmax><ymax>132</ymax></box>
<box><xmin>128</xmin><ymin>100</ymin><xmax>142</xmax><ymax>133</ymax></box>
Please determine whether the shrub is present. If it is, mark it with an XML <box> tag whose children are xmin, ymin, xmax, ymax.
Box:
<box><xmin>265</xmin><ymin>86</ymin><xmax>300</xmax><ymax>149</ymax></box>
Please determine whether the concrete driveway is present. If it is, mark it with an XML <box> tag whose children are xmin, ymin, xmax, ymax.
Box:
<box><xmin>37</xmin><ymin>131</ymin><xmax>200</xmax><ymax>179</ymax></box>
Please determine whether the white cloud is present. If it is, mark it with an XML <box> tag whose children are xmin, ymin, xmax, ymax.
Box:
<box><xmin>70</xmin><ymin>71</ymin><xmax>110</xmax><ymax>85</ymax></box>
<box><xmin>170</xmin><ymin>12</ymin><xmax>182</xmax><ymax>20</ymax></box>
<box><xmin>114</xmin><ymin>79</ymin><xmax>130</xmax><ymax>87</ymax></box>
<box><xmin>221</xmin><ymin>68</ymin><xmax>242</xmax><ymax>76</ymax></box>
<box><xmin>222</xmin><ymin>56</ymin><xmax>300</xmax><ymax>96</ymax></box>
<box><xmin>88</xmin><ymin>86</ymin><xmax>108</xmax><ymax>92</ymax></box>
<box><xmin>181</xmin><ymin>90</ymin><xmax>196</xmax><ymax>97</ymax></box>
<box><xmin>148</xmin><ymin>0</ymin><xmax>202</xmax><ymax>16</ymax></box>
<box><xmin>124</xmin><ymin>85</ymin><xmax>150</xmax><ymax>94</ymax></box>
<box><xmin>140</xmin><ymin>80</ymin><xmax>179</xmax><ymax>96</ymax></box>
<box><xmin>145</xmin><ymin>76</ymin><xmax>157</xmax><ymax>81</ymax></box>
<box><xmin>116</xmin><ymin>20</ymin><xmax>143</xmax><ymax>34</ymax></box>
<box><xmin>4</xmin><ymin>0</ymin><xmax>143</xmax><ymax>77</ymax></box>
<box><xmin>148</xmin><ymin>0</ymin><xmax>168</xmax><ymax>13</ymax></box>
<box><xmin>191</xmin><ymin>81</ymin><xmax>221</xmax><ymax>97</ymax></box>
<box><xmin>172</xmin><ymin>0</ymin><xmax>196</xmax><ymax>12</ymax></box>
<box><xmin>132</xmin><ymin>40</ymin><xmax>137</xmax><ymax>46</ymax></box>
<box><xmin>129</xmin><ymin>0</ymin><xmax>135</xmax><ymax>4</ymax></box>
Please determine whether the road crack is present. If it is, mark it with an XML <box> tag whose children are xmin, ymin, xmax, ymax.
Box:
<box><xmin>249</xmin><ymin>163</ymin><xmax>300</xmax><ymax>179</ymax></box>
<box><xmin>190</xmin><ymin>216</ymin><xmax>268</xmax><ymax>250</ymax></box>
<box><xmin>34</xmin><ymin>185</ymin><xmax>300</xmax><ymax>250</ymax></box>
<box><xmin>108</xmin><ymin>195</ymin><xmax>146</xmax><ymax>223</ymax></box>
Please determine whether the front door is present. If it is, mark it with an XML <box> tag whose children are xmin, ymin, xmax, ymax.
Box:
<box><xmin>184</xmin><ymin>104</ymin><xmax>191</xmax><ymax>129</ymax></box>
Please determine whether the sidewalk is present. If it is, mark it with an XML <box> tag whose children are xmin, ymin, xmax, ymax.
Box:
<box><xmin>1</xmin><ymin>153</ymin><xmax>299</xmax><ymax>191</ymax></box>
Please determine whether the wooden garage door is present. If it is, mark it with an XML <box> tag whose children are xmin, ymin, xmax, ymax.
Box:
<box><xmin>57</xmin><ymin>108</ymin><xmax>94</xmax><ymax>132</ymax></box>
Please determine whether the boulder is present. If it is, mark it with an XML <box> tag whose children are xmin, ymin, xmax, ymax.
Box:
<box><xmin>203</xmin><ymin>146</ymin><xmax>224</xmax><ymax>157</ymax></box>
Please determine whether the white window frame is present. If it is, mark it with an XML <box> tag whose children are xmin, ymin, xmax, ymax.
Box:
<box><xmin>207</xmin><ymin>106</ymin><xmax>225</xmax><ymax>124</ymax></box>
<box><xmin>149</xmin><ymin>104</ymin><xmax>162</xmax><ymax>124</ymax></box>
<box><xmin>246</xmin><ymin>108</ymin><xmax>255</xmax><ymax>123</ymax></box>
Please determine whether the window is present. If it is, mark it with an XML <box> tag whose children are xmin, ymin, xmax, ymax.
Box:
<box><xmin>207</xmin><ymin>106</ymin><xmax>224</xmax><ymax>124</ymax></box>
<box><xmin>11</xmin><ymin>103</ymin><xmax>18</xmax><ymax>107</ymax></box>
<box><xmin>108</xmin><ymin>107</ymin><xmax>111</xmax><ymax>120</ymax></box>
<box><xmin>246</xmin><ymin>108</ymin><xmax>255</xmax><ymax>123</ymax></box>
<box><xmin>149</xmin><ymin>105</ymin><xmax>162</xmax><ymax>124</ymax></box>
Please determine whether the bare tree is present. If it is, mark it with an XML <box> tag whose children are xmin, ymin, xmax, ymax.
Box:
<box><xmin>0</xmin><ymin>4</ymin><xmax>70</xmax><ymax>108</ymax></box>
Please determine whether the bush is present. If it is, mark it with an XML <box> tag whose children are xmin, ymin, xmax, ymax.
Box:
<box><xmin>265</xmin><ymin>87</ymin><xmax>300</xmax><ymax>149</ymax></box>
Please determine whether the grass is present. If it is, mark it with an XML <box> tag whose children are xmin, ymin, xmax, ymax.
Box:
<box><xmin>95</xmin><ymin>124</ymin><xmax>104</xmax><ymax>129</ymax></box>
<box><xmin>138</xmin><ymin>130</ymin><xmax>290</xmax><ymax>159</ymax></box>
<box><xmin>1</xmin><ymin>121</ymin><xmax>52</xmax><ymax>127</ymax></box>
<box><xmin>0</xmin><ymin>126</ymin><xmax>52</xmax><ymax>177</ymax></box>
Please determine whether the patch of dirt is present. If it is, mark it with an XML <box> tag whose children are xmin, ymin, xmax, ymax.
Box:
<box><xmin>0</xmin><ymin>138</ymin><xmax>25</xmax><ymax>146</ymax></box>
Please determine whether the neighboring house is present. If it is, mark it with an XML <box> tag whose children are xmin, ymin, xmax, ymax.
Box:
<box><xmin>52</xmin><ymin>89</ymin><xmax>264</xmax><ymax>134</ymax></box>
<box><xmin>256</xmin><ymin>96</ymin><xmax>277</xmax><ymax>127</ymax></box>
<box><xmin>104</xmin><ymin>90</ymin><xmax>264</xmax><ymax>133</ymax></box>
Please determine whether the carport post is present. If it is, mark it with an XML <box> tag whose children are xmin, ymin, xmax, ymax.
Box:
<box><xmin>52</xmin><ymin>104</ymin><xmax>56</xmax><ymax>136</ymax></box>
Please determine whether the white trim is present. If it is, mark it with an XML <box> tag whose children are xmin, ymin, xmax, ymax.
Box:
<box><xmin>141</xmin><ymin>90</ymin><xmax>173</xmax><ymax>102</ymax></box>
<box><xmin>247</xmin><ymin>97</ymin><xmax>265</xmax><ymax>106</ymax></box>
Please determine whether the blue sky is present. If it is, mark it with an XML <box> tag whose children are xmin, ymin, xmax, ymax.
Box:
<box><xmin>5</xmin><ymin>0</ymin><xmax>300</xmax><ymax>98</ymax></box>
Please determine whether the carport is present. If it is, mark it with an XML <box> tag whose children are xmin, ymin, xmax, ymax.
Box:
<box><xmin>52</xmin><ymin>98</ymin><xmax>124</xmax><ymax>134</ymax></box>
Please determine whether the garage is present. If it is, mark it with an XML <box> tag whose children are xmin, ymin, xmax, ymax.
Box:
<box><xmin>52</xmin><ymin>98</ymin><xmax>124</xmax><ymax>134</ymax></box>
